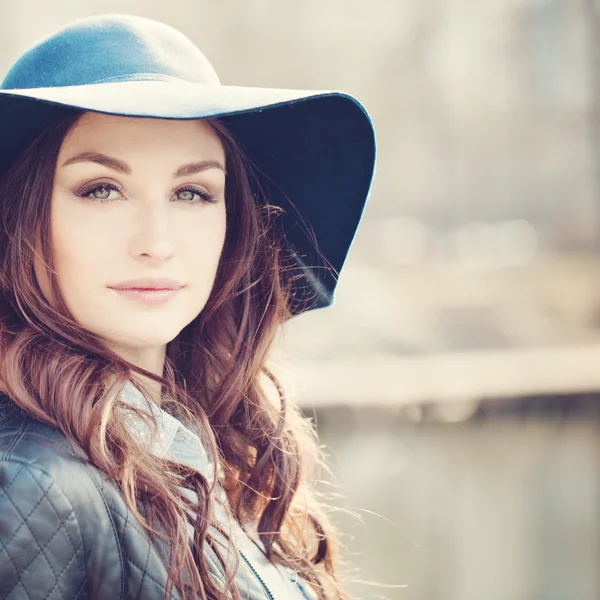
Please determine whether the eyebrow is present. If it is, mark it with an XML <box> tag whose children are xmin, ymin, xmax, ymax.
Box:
<box><xmin>60</xmin><ymin>152</ymin><xmax>226</xmax><ymax>177</ymax></box>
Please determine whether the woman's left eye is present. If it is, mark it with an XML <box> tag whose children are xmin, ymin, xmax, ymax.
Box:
<box><xmin>175</xmin><ymin>186</ymin><xmax>215</xmax><ymax>204</ymax></box>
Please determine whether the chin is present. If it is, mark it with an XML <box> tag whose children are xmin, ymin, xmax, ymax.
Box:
<box><xmin>123</xmin><ymin>329</ymin><xmax>182</xmax><ymax>348</ymax></box>
<box><xmin>95</xmin><ymin>323</ymin><xmax>185</xmax><ymax>351</ymax></box>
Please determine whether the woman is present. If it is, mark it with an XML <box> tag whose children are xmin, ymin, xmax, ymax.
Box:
<box><xmin>0</xmin><ymin>13</ymin><xmax>375</xmax><ymax>600</ymax></box>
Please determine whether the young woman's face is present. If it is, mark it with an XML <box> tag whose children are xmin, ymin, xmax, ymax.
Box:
<box><xmin>45</xmin><ymin>112</ymin><xmax>227</xmax><ymax>368</ymax></box>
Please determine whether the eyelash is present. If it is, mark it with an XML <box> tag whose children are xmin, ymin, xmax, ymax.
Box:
<box><xmin>76</xmin><ymin>182</ymin><xmax>217</xmax><ymax>205</ymax></box>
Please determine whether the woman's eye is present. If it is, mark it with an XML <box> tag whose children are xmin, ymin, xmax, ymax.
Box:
<box><xmin>76</xmin><ymin>183</ymin><xmax>216</xmax><ymax>204</ymax></box>
<box><xmin>78</xmin><ymin>183</ymin><xmax>124</xmax><ymax>202</ymax></box>
<box><xmin>175</xmin><ymin>186</ymin><xmax>215</xmax><ymax>204</ymax></box>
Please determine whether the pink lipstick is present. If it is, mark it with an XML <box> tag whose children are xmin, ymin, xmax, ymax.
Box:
<box><xmin>108</xmin><ymin>278</ymin><xmax>184</xmax><ymax>305</ymax></box>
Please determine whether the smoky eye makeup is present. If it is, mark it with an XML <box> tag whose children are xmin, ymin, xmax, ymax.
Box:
<box><xmin>72</xmin><ymin>179</ymin><xmax>221</xmax><ymax>205</ymax></box>
<box><xmin>75</xmin><ymin>181</ymin><xmax>125</xmax><ymax>203</ymax></box>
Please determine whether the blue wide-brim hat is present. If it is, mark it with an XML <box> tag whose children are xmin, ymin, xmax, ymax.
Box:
<box><xmin>0</xmin><ymin>14</ymin><xmax>376</xmax><ymax>317</ymax></box>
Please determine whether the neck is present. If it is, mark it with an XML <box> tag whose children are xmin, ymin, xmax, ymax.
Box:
<box><xmin>108</xmin><ymin>343</ymin><xmax>166</xmax><ymax>404</ymax></box>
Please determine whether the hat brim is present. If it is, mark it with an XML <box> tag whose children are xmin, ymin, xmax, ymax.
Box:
<box><xmin>0</xmin><ymin>79</ymin><xmax>376</xmax><ymax>316</ymax></box>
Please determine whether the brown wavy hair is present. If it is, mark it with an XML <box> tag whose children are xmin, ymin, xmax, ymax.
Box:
<box><xmin>0</xmin><ymin>109</ymin><xmax>349</xmax><ymax>600</ymax></box>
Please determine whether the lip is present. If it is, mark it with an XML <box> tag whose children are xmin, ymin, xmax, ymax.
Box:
<box><xmin>108</xmin><ymin>279</ymin><xmax>184</xmax><ymax>306</ymax></box>
<box><xmin>108</xmin><ymin>278</ymin><xmax>184</xmax><ymax>291</ymax></box>
<box><xmin>110</xmin><ymin>288</ymin><xmax>181</xmax><ymax>305</ymax></box>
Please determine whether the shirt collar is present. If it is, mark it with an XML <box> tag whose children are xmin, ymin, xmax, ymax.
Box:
<box><xmin>118</xmin><ymin>380</ymin><xmax>218</xmax><ymax>482</ymax></box>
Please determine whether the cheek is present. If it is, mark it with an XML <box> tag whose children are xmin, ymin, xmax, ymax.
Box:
<box><xmin>183</xmin><ymin>212</ymin><xmax>227</xmax><ymax>292</ymax></box>
<box><xmin>50</xmin><ymin>205</ymin><xmax>109</xmax><ymax>305</ymax></box>
<box><xmin>53</xmin><ymin>224</ymin><xmax>88</xmax><ymax>280</ymax></box>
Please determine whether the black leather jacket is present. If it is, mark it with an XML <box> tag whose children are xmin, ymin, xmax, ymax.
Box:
<box><xmin>0</xmin><ymin>395</ymin><xmax>300</xmax><ymax>600</ymax></box>
<box><xmin>0</xmin><ymin>393</ymin><xmax>186</xmax><ymax>599</ymax></box>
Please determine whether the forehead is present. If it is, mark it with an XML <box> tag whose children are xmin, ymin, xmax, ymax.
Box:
<box><xmin>59</xmin><ymin>112</ymin><xmax>225</xmax><ymax>162</ymax></box>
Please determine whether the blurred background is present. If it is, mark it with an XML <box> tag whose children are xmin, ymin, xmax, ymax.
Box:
<box><xmin>2</xmin><ymin>1</ymin><xmax>600</xmax><ymax>598</ymax></box>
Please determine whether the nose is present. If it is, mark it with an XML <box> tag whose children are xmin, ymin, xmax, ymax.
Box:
<box><xmin>129</xmin><ymin>200</ymin><xmax>176</xmax><ymax>262</ymax></box>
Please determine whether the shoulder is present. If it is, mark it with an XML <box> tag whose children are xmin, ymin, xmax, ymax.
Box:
<box><xmin>0</xmin><ymin>394</ymin><xmax>180</xmax><ymax>599</ymax></box>
<box><xmin>0</xmin><ymin>393</ymin><xmax>128</xmax><ymax>598</ymax></box>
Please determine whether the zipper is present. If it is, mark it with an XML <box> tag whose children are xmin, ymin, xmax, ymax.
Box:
<box><xmin>211</xmin><ymin>506</ymin><xmax>276</xmax><ymax>600</ymax></box>
<box><xmin>162</xmin><ymin>423</ymin><xmax>278</xmax><ymax>600</ymax></box>
<box><xmin>238</xmin><ymin>547</ymin><xmax>276</xmax><ymax>600</ymax></box>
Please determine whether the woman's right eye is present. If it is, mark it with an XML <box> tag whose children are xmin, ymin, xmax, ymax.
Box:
<box><xmin>78</xmin><ymin>183</ymin><xmax>124</xmax><ymax>203</ymax></box>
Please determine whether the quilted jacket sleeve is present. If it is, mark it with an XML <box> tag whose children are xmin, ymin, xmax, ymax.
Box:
<box><xmin>0</xmin><ymin>458</ymin><xmax>88</xmax><ymax>600</ymax></box>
